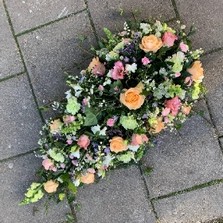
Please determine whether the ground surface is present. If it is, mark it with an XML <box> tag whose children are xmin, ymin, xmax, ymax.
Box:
<box><xmin>0</xmin><ymin>0</ymin><xmax>223</xmax><ymax>222</ymax></box>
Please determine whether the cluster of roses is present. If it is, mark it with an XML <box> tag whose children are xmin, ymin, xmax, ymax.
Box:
<box><xmin>22</xmin><ymin>20</ymin><xmax>204</xmax><ymax>204</ymax></box>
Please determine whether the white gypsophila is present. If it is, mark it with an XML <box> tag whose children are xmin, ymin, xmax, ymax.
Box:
<box><xmin>91</xmin><ymin>125</ymin><xmax>107</xmax><ymax>135</ymax></box>
<box><xmin>140</xmin><ymin>23</ymin><xmax>152</xmax><ymax>34</ymax></box>
<box><xmin>65</xmin><ymin>89</ymin><xmax>72</xmax><ymax>99</ymax></box>
<box><xmin>103</xmin><ymin>78</ymin><xmax>112</xmax><ymax>86</ymax></box>
<box><xmin>128</xmin><ymin>144</ymin><xmax>140</xmax><ymax>152</ymax></box>
<box><xmin>72</xmin><ymin>84</ymin><xmax>83</xmax><ymax>97</ymax></box>
<box><xmin>106</xmin><ymin>70</ymin><xmax>112</xmax><ymax>78</ymax></box>
<box><xmin>125</xmin><ymin>63</ymin><xmax>137</xmax><ymax>73</ymax></box>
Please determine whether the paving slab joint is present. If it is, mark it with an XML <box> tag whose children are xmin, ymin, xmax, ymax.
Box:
<box><xmin>203</xmin><ymin>47</ymin><xmax>223</xmax><ymax>57</ymax></box>
<box><xmin>0</xmin><ymin>71</ymin><xmax>25</xmax><ymax>83</ymax></box>
<box><xmin>204</xmin><ymin>97</ymin><xmax>223</xmax><ymax>155</ymax></box>
<box><xmin>15</xmin><ymin>8</ymin><xmax>87</xmax><ymax>37</ymax></box>
<box><xmin>151</xmin><ymin>178</ymin><xmax>223</xmax><ymax>202</ymax></box>
<box><xmin>2</xmin><ymin>0</ymin><xmax>45</xmax><ymax>123</ymax></box>
<box><xmin>138</xmin><ymin>163</ymin><xmax>159</xmax><ymax>220</ymax></box>
<box><xmin>83</xmin><ymin>0</ymin><xmax>100</xmax><ymax>44</ymax></box>
<box><xmin>170</xmin><ymin>0</ymin><xmax>181</xmax><ymax>20</ymax></box>
<box><xmin>0</xmin><ymin>148</ymin><xmax>39</xmax><ymax>164</ymax></box>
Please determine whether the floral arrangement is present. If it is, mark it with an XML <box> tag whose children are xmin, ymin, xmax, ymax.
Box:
<box><xmin>21</xmin><ymin>20</ymin><xmax>204</xmax><ymax>205</ymax></box>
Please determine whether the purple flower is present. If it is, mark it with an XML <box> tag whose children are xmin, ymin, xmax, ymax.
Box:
<box><xmin>104</xmin><ymin>147</ymin><xmax>110</xmax><ymax>154</ymax></box>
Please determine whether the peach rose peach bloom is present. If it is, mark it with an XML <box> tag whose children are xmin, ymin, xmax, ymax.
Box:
<box><xmin>43</xmin><ymin>180</ymin><xmax>59</xmax><ymax>193</ymax></box>
<box><xmin>139</xmin><ymin>35</ymin><xmax>163</xmax><ymax>53</ymax></box>
<box><xmin>187</xmin><ymin>61</ymin><xmax>204</xmax><ymax>83</ymax></box>
<box><xmin>110</xmin><ymin>136</ymin><xmax>127</xmax><ymax>153</ymax></box>
<box><xmin>120</xmin><ymin>82</ymin><xmax>145</xmax><ymax>110</ymax></box>
<box><xmin>80</xmin><ymin>172</ymin><xmax>95</xmax><ymax>184</ymax></box>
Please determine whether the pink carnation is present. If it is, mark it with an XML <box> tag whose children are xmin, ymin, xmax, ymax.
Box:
<box><xmin>131</xmin><ymin>134</ymin><xmax>149</xmax><ymax>146</ymax></box>
<box><xmin>77</xmin><ymin>134</ymin><xmax>90</xmax><ymax>149</ymax></box>
<box><xmin>180</xmin><ymin>42</ymin><xmax>189</xmax><ymax>52</ymax></box>
<box><xmin>42</xmin><ymin>159</ymin><xmax>57</xmax><ymax>171</ymax></box>
<box><xmin>111</xmin><ymin>61</ymin><xmax>125</xmax><ymax>80</ymax></box>
<box><xmin>162</xmin><ymin>32</ymin><xmax>178</xmax><ymax>47</ymax></box>
<box><xmin>141</xmin><ymin>57</ymin><xmax>151</xmax><ymax>65</ymax></box>
<box><xmin>165</xmin><ymin>96</ymin><xmax>182</xmax><ymax>116</ymax></box>
<box><xmin>107</xmin><ymin>118</ymin><xmax>116</xmax><ymax>127</ymax></box>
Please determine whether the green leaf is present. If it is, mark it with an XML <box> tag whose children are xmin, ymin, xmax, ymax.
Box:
<box><xmin>68</xmin><ymin>181</ymin><xmax>77</xmax><ymax>195</ymax></box>
<box><xmin>84</xmin><ymin>108</ymin><xmax>98</xmax><ymax>126</ymax></box>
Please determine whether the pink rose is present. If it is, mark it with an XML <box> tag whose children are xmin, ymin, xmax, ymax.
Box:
<box><xmin>165</xmin><ymin>96</ymin><xmax>182</xmax><ymax>116</ymax></box>
<box><xmin>162</xmin><ymin>32</ymin><xmax>178</xmax><ymax>47</ymax></box>
<box><xmin>77</xmin><ymin>135</ymin><xmax>90</xmax><ymax>149</ymax></box>
<box><xmin>98</xmin><ymin>85</ymin><xmax>104</xmax><ymax>91</ymax></box>
<box><xmin>131</xmin><ymin>134</ymin><xmax>149</xmax><ymax>146</ymax></box>
<box><xmin>111</xmin><ymin>61</ymin><xmax>125</xmax><ymax>80</ymax></box>
<box><xmin>180</xmin><ymin>42</ymin><xmax>189</xmax><ymax>52</ymax></box>
<box><xmin>107</xmin><ymin>118</ymin><xmax>116</xmax><ymax>127</ymax></box>
<box><xmin>63</xmin><ymin>115</ymin><xmax>75</xmax><ymax>124</ymax></box>
<box><xmin>42</xmin><ymin>159</ymin><xmax>57</xmax><ymax>171</ymax></box>
<box><xmin>141</xmin><ymin>57</ymin><xmax>151</xmax><ymax>65</ymax></box>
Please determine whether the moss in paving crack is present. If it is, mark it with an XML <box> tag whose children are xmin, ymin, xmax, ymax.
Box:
<box><xmin>152</xmin><ymin>179</ymin><xmax>223</xmax><ymax>201</ymax></box>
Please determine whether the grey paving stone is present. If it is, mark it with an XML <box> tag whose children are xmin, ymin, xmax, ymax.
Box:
<box><xmin>154</xmin><ymin>183</ymin><xmax>223</xmax><ymax>223</ymax></box>
<box><xmin>175</xmin><ymin>0</ymin><xmax>223</xmax><ymax>51</ymax></box>
<box><xmin>0</xmin><ymin>74</ymin><xmax>42</xmax><ymax>160</ymax></box>
<box><xmin>18</xmin><ymin>12</ymin><xmax>96</xmax><ymax>107</ymax></box>
<box><xmin>5</xmin><ymin>0</ymin><xmax>86</xmax><ymax>34</ymax></box>
<box><xmin>88</xmin><ymin>0</ymin><xmax>175</xmax><ymax>35</ymax></box>
<box><xmin>76</xmin><ymin>165</ymin><xmax>156</xmax><ymax>223</ymax></box>
<box><xmin>202</xmin><ymin>51</ymin><xmax>223</xmax><ymax>136</ymax></box>
<box><xmin>141</xmin><ymin>110</ymin><xmax>223</xmax><ymax>198</ymax></box>
<box><xmin>0</xmin><ymin>153</ymin><xmax>70</xmax><ymax>223</ymax></box>
<box><xmin>0</xmin><ymin>2</ymin><xmax>23</xmax><ymax>79</ymax></box>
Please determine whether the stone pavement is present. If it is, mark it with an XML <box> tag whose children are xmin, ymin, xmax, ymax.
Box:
<box><xmin>0</xmin><ymin>0</ymin><xmax>223</xmax><ymax>222</ymax></box>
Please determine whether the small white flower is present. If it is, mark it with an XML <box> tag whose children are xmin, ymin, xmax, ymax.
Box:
<box><xmin>128</xmin><ymin>145</ymin><xmax>140</xmax><ymax>152</ymax></box>
<box><xmin>65</xmin><ymin>90</ymin><xmax>72</xmax><ymax>99</ymax></box>
<box><xmin>125</xmin><ymin>63</ymin><xmax>137</xmax><ymax>73</ymax></box>
<box><xmin>91</xmin><ymin>125</ymin><xmax>107</xmax><ymax>135</ymax></box>
<box><xmin>140</xmin><ymin>23</ymin><xmax>152</xmax><ymax>34</ymax></box>
<box><xmin>103</xmin><ymin>78</ymin><xmax>112</xmax><ymax>86</ymax></box>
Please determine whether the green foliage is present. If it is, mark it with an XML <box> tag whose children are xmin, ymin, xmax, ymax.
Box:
<box><xmin>49</xmin><ymin>149</ymin><xmax>65</xmax><ymax>163</ymax></box>
<box><xmin>20</xmin><ymin>183</ymin><xmax>44</xmax><ymax>205</ymax></box>
<box><xmin>66</xmin><ymin>96</ymin><xmax>80</xmax><ymax>115</ymax></box>
<box><xmin>84</xmin><ymin>108</ymin><xmax>98</xmax><ymax>126</ymax></box>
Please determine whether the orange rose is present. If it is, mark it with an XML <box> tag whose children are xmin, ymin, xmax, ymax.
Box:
<box><xmin>151</xmin><ymin>117</ymin><xmax>165</xmax><ymax>134</ymax></box>
<box><xmin>80</xmin><ymin>172</ymin><xmax>95</xmax><ymax>184</ymax></box>
<box><xmin>49</xmin><ymin>119</ymin><xmax>63</xmax><ymax>133</ymax></box>
<box><xmin>182</xmin><ymin>105</ymin><xmax>191</xmax><ymax>115</ymax></box>
<box><xmin>139</xmin><ymin>35</ymin><xmax>163</xmax><ymax>53</ymax></box>
<box><xmin>43</xmin><ymin>180</ymin><xmax>59</xmax><ymax>193</ymax></box>
<box><xmin>88</xmin><ymin>57</ymin><xmax>105</xmax><ymax>76</ymax></box>
<box><xmin>120</xmin><ymin>82</ymin><xmax>145</xmax><ymax>110</ymax></box>
<box><xmin>110</xmin><ymin>136</ymin><xmax>127</xmax><ymax>153</ymax></box>
<box><xmin>187</xmin><ymin>61</ymin><xmax>204</xmax><ymax>83</ymax></box>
